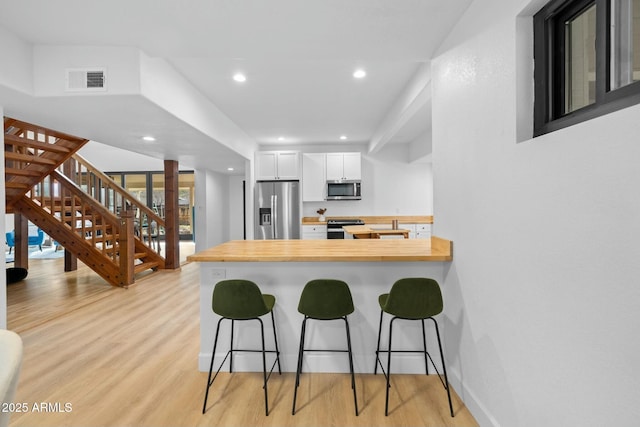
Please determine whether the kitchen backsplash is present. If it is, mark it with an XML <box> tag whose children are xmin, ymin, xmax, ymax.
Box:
<box><xmin>303</xmin><ymin>201</ymin><xmax>432</xmax><ymax>218</ymax></box>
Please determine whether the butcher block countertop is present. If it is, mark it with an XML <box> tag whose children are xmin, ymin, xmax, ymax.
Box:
<box><xmin>302</xmin><ymin>215</ymin><xmax>433</xmax><ymax>226</ymax></box>
<box><xmin>187</xmin><ymin>237</ymin><xmax>452</xmax><ymax>262</ymax></box>
<box><xmin>343</xmin><ymin>224</ymin><xmax>411</xmax><ymax>238</ymax></box>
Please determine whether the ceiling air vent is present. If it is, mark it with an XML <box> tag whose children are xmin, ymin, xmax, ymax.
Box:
<box><xmin>65</xmin><ymin>68</ymin><xmax>107</xmax><ymax>92</ymax></box>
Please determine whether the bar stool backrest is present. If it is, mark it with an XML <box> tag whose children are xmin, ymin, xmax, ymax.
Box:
<box><xmin>383</xmin><ymin>277</ymin><xmax>443</xmax><ymax>319</ymax></box>
<box><xmin>298</xmin><ymin>279</ymin><xmax>354</xmax><ymax>319</ymax></box>
<box><xmin>212</xmin><ymin>279</ymin><xmax>270</xmax><ymax>319</ymax></box>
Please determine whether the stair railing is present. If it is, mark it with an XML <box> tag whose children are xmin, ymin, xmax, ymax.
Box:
<box><xmin>58</xmin><ymin>153</ymin><xmax>166</xmax><ymax>258</ymax></box>
<box><xmin>16</xmin><ymin>170</ymin><xmax>135</xmax><ymax>287</ymax></box>
<box><xmin>4</xmin><ymin>117</ymin><xmax>89</xmax><ymax>208</ymax></box>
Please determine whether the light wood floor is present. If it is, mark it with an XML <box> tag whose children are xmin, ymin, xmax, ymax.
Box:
<box><xmin>6</xmin><ymin>258</ymin><xmax>479</xmax><ymax>427</ymax></box>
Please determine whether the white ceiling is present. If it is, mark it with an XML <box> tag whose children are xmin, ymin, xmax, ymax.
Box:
<box><xmin>0</xmin><ymin>0</ymin><xmax>471</xmax><ymax>173</ymax></box>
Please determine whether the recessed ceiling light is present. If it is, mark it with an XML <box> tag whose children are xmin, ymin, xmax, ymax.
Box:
<box><xmin>233</xmin><ymin>73</ymin><xmax>247</xmax><ymax>82</ymax></box>
<box><xmin>278</xmin><ymin>136</ymin><xmax>285</xmax><ymax>141</ymax></box>
<box><xmin>353</xmin><ymin>69</ymin><xmax>366</xmax><ymax>79</ymax></box>
<box><xmin>340</xmin><ymin>135</ymin><xmax>348</xmax><ymax>140</ymax></box>
<box><xmin>142</xmin><ymin>136</ymin><xmax>156</xmax><ymax>142</ymax></box>
<box><xmin>227</xmin><ymin>167</ymin><xmax>234</xmax><ymax>171</ymax></box>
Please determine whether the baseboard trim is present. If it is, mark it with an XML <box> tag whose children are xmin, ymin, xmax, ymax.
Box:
<box><xmin>448</xmin><ymin>367</ymin><xmax>501</xmax><ymax>427</ymax></box>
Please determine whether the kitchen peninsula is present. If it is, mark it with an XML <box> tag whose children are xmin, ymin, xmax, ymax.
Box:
<box><xmin>188</xmin><ymin>237</ymin><xmax>452</xmax><ymax>375</ymax></box>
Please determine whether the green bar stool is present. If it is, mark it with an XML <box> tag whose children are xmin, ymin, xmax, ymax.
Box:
<box><xmin>202</xmin><ymin>279</ymin><xmax>281</xmax><ymax>416</ymax></box>
<box><xmin>374</xmin><ymin>277</ymin><xmax>454</xmax><ymax>417</ymax></box>
<box><xmin>292</xmin><ymin>279</ymin><xmax>358</xmax><ymax>416</ymax></box>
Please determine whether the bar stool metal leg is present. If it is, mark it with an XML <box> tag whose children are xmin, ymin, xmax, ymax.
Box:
<box><xmin>229</xmin><ymin>319</ymin><xmax>234</xmax><ymax>373</ymax></box>
<box><xmin>343</xmin><ymin>316</ymin><xmax>359</xmax><ymax>416</ymax></box>
<box><xmin>431</xmin><ymin>318</ymin><xmax>454</xmax><ymax>417</ymax></box>
<box><xmin>421</xmin><ymin>319</ymin><xmax>429</xmax><ymax>375</ymax></box>
<box><xmin>385</xmin><ymin>316</ymin><xmax>397</xmax><ymax>416</ymax></box>
<box><xmin>271</xmin><ymin>311</ymin><xmax>282</xmax><ymax>375</ymax></box>
<box><xmin>258</xmin><ymin>318</ymin><xmax>269</xmax><ymax>416</ymax></box>
<box><xmin>202</xmin><ymin>318</ymin><xmax>224</xmax><ymax>414</ymax></box>
<box><xmin>292</xmin><ymin>316</ymin><xmax>308</xmax><ymax>415</ymax></box>
<box><xmin>374</xmin><ymin>310</ymin><xmax>384</xmax><ymax>374</ymax></box>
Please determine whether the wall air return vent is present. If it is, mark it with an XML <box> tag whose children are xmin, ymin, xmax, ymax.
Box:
<box><xmin>65</xmin><ymin>68</ymin><xmax>107</xmax><ymax>92</ymax></box>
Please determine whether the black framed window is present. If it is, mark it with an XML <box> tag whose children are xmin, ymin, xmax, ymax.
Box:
<box><xmin>534</xmin><ymin>0</ymin><xmax>640</xmax><ymax>136</ymax></box>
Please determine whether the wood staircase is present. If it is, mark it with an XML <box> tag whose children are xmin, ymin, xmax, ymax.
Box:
<box><xmin>4</xmin><ymin>117</ymin><xmax>166</xmax><ymax>287</ymax></box>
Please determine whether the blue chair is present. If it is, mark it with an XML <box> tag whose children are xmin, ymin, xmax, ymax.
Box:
<box><xmin>28</xmin><ymin>229</ymin><xmax>45</xmax><ymax>251</ymax></box>
<box><xmin>5</xmin><ymin>231</ymin><xmax>15</xmax><ymax>254</ymax></box>
<box><xmin>5</xmin><ymin>229</ymin><xmax>45</xmax><ymax>253</ymax></box>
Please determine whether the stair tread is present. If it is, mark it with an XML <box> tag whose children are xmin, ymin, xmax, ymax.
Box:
<box><xmin>4</xmin><ymin>133</ymin><xmax>73</xmax><ymax>153</ymax></box>
<box><xmin>4</xmin><ymin>151</ymin><xmax>58</xmax><ymax>165</ymax></box>
<box><xmin>5</xmin><ymin>167</ymin><xmax>46</xmax><ymax>177</ymax></box>
<box><xmin>134</xmin><ymin>261</ymin><xmax>159</xmax><ymax>274</ymax></box>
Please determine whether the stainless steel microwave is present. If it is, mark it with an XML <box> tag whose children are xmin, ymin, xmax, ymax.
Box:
<box><xmin>326</xmin><ymin>180</ymin><xmax>361</xmax><ymax>200</ymax></box>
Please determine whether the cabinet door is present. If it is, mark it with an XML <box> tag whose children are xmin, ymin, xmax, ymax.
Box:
<box><xmin>255</xmin><ymin>152</ymin><xmax>278</xmax><ymax>180</ymax></box>
<box><xmin>301</xmin><ymin>225</ymin><xmax>327</xmax><ymax>239</ymax></box>
<box><xmin>276</xmin><ymin>152</ymin><xmax>300</xmax><ymax>180</ymax></box>
<box><xmin>342</xmin><ymin>153</ymin><xmax>361</xmax><ymax>179</ymax></box>
<box><xmin>255</xmin><ymin>151</ymin><xmax>300</xmax><ymax>180</ymax></box>
<box><xmin>325</xmin><ymin>153</ymin><xmax>345</xmax><ymax>180</ymax></box>
<box><xmin>405</xmin><ymin>224</ymin><xmax>418</xmax><ymax>239</ymax></box>
<box><xmin>302</xmin><ymin>153</ymin><xmax>326</xmax><ymax>201</ymax></box>
<box><xmin>415</xmin><ymin>223</ymin><xmax>432</xmax><ymax>239</ymax></box>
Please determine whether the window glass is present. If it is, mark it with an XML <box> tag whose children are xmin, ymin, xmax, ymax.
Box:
<box><xmin>151</xmin><ymin>173</ymin><xmax>165</xmax><ymax>218</ymax></box>
<box><xmin>124</xmin><ymin>173</ymin><xmax>147</xmax><ymax>205</ymax></box>
<box><xmin>611</xmin><ymin>0</ymin><xmax>640</xmax><ymax>89</ymax></box>
<box><xmin>178</xmin><ymin>173</ymin><xmax>194</xmax><ymax>238</ymax></box>
<box><xmin>565</xmin><ymin>3</ymin><xmax>597</xmax><ymax>113</ymax></box>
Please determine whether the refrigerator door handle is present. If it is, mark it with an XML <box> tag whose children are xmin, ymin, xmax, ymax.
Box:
<box><xmin>271</xmin><ymin>194</ymin><xmax>277</xmax><ymax>239</ymax></box>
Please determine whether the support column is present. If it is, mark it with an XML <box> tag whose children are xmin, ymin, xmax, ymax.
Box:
<box><xmin>118</xmin><ymin>209</ymin><xmax>135</xmax><ymax>287</ymax></box>
<box><xmin>13</xmin><ymin>214</ymin><xmax>28</xmax><ymax>269</ymax></box>
<box><xmin>164</xmin><ymin>160</ymin><xmax>180</xmax><ymax>269</ymax></box>
<box><xmin>63</xmin><ymin>158</ymin><xmax>78</xmax><ymax>272</ymax></box>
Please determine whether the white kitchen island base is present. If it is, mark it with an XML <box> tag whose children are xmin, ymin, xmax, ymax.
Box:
<box><xmin>197</xmin><ymin>260</ymin><xmax>449</xmax><ymax>375</ymax></box>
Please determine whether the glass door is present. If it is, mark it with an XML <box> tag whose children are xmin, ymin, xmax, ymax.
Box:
<box><xmin>105</xmin><ymin>171</ymin><xmax>195</xmax><ymax>241</ymax></box>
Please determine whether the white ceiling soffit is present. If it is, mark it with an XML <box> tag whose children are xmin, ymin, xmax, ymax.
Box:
<box><xmin>0</xmin><ymin>1</ymin><xmax>473</xmax><ymax>172</ymax></box>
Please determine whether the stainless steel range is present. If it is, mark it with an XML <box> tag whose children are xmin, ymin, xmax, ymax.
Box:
<box><xmin>327</xmin><ymin>218</ymin><xmax>364</xmax><ymax>239</ymax></box>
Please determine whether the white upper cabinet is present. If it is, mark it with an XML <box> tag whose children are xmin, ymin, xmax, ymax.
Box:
<box><xmin>325</xmin><ymin>153</ymin><xmax>361</xmax><ymax>180</ymax></box>
<box><xmin>255</xmin><ymin>151</ymin><xmax>300</xmax><ymax>180</ymax></box>
<box><xmin>302</xmin><ymin>153</ymin><xmax>326</xmax><ymax>201</ymax></box>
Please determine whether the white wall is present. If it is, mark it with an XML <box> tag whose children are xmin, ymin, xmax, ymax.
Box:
<box><xmin>0</xmin><ymin>26</ymin><xmax>32</xmax><ymax>95</ymax></box>
<box><xmin>78</xmin><ymin>141</ymin><xmax>165</xmax><ymax>171</ymax></box>
<box><xmin>194</xmin><ymin>169</ymin><xmax>231</xmax><ymax>252</ymax></box>
<box><xmin>366</xmin><ymin>144</ymin><xmax>433</xmax><ymax>216</ymax></box>
<box><xmin>432</xmin><ymin>1</ymin><xmax>640</xmax><ymax>426</ymax></box>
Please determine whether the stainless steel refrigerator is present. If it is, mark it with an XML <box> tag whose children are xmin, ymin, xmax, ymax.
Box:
<box><xmin>254</xmin><ymin>180</ymin><xmax>301</xmax><ymax>239</ymax></box>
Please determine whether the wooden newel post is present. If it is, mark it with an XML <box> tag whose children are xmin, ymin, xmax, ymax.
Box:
<box><xmin>119</xmin><ymin>209</ymin><xmax>135</xmax><ymax>287</ymax></box>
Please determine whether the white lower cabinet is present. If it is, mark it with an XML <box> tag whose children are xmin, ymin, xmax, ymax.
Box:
<box><xmin>301</xmin><ymin>225</ymin><xmax>327</xmax><ymax>240</ymax></box>
<box><xmin>415</xmin><ymin>223</ymin><xmax>432</xmax><ymax>239</ymax></box>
